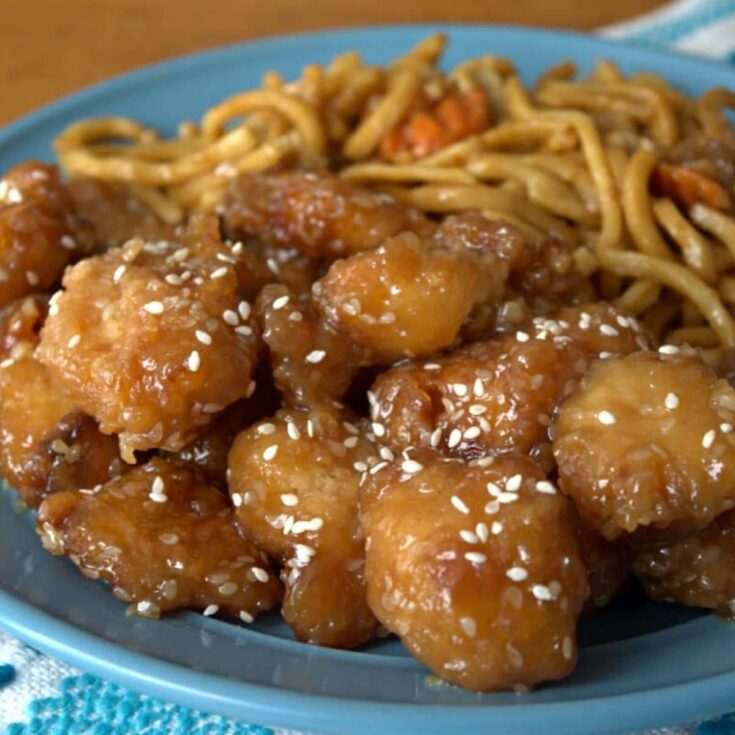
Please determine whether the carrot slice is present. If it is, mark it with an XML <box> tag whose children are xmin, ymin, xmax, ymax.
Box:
<box><xmin>652</xmin><ymin>162</ymin><xmax>732</xmax><ymax>212</ymax></box>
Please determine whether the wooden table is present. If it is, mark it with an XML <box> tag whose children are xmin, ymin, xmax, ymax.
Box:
<box><xmin>1</xmin><ymin>0</ymin><xmax>665</xmax><ymax>126</ymax></box>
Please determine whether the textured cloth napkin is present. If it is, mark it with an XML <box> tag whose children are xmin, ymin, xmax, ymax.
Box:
<box><xmin>3</xmin><ymin>1</ymin><xmax>735</xmax><ymax>733</ymax></box>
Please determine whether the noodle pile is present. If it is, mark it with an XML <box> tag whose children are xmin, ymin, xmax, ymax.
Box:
<box><xmin>53</xmin><ymin>34</ymin><xmax>735</xmax><ymax>359</ymax></box>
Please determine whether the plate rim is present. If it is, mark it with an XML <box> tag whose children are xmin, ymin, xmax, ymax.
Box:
<box><xmin>2</xmin><ymin>22</ymin><xmax>735</xmax><ymax>734</ymax></box>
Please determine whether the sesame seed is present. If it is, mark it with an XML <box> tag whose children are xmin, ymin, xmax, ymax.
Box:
<box><xmin>353</xmin><ymin>461</ymin><xmax>368</xmax><ymax>473</ymax></box>
<box><xmin>159</xmin><ymin>532</ymin><xmax>179</xmax><ymax>545</ymax></box>
<box><xmin>464</xmin><ymin>427</ymin><xmax>481</xmax><ymax>440</ymax></box>
<box><xmin>223</xmin><ymin>310</ymin><xmax>239</xmax><ymax>325</ymax></box>
<box><xmin>262</xmin><ymin>444</ymin><xmax>279</xmax><ymax>461</ymax></box>
<box><xmin>535</xmin><ymin>481</ymin><xmax>557</xmax><ymax>495</ymax></box>
<box><xmin>165</xmin><ymin>273</ymin><xmax>182</xmax><ymax>285</ymax></box>
<box><xmin>251</xmin><ymin>567</ymin><xmax>269</xmax><ymax>583</ymax></box>
<box><xmin>516</xmin><ymin>331</ymin><xmax>530</xmax><ymax>342</ymax></box>
<box><xmin>26</xmin><ymin>271</ymin><xmax>39</xmax><ymax>286</ymax></box>
<box><xmin>232</xmin><ymin>493</ymin><xmax>243</xmax><ymax>507</ymax></box>
<box><xmin>459</xmin><ymin>616</ymin><xmax>477</xmax><ymax>638</ymax></box>
<box><xmin>597</xmin><ymin>411</ymin><xmax>616</xmax><ymax>425</ymax></box>
<box><xmin>473</xmin><ymin>378</ymin><xmax>485</xmax><ymax>397</ymax></box>
<box><xmin>423</xmin><ymin>363</ymin><xmax>441</xmax><ymax>371</ymax></box>
<box><xmin>372</xmin><ymin>422</ymin><xmax>386</xmax><ymax>437</ymax></box>
<box><xmin>195</xmin><ymin>330</ymin><xmax>212</xmax><ymax>345</ymax></box>
<box><xmin>475</xmin><ymin>522</ymin><xmax>489</xmax><ymax>542</ymax></box>
<box><xmin>401</xmin><ymin>459</ymin><xmax>423</xmax><ymax>474</ymax></box>
<box><xmin>469</xmin><ymin>404</ymin><xmax>486</xmax><ymax>416</ymax></box>
<box><xmin>664</xmin><ymin>393</ymin><xmax>679</xmax><ymax>410</ymax></box>
<box><xmin>702</xmin><ymin>429</ymin><xmax>716</xmax><ymax>449</ymax></box>
<box><xmin>287</xmin><ymin>422</ymin><xmax>301</xmax><ymax>441</ymax></box>
<box><xmin>172</xmin><ymin>247</ymin><xmax>189</xmax><ymax>261</ymax></box>
<box><xmin>491</xmin><ymin>521</ymin><xmax>503</xmax><ymax>534</ymax></box>
<box><xmin>465</xmin><ymin>551</ymin><xmax>487</xmax><ymax>564</ymax></box>
<box><xmin>451</xmin><ymin>496</ymin><xmax>470</xmax><ymax>514</ymax></box>
<box><xmin>239</xmin><ymin>610</ymin><xmax>254</xmax><ymax>623</ymax></box>
<box><xmin>151</xmin><ymin>476</ymin><xmax>165</xmax><ymax>494</ymax></box>
<box><xmin>721</xmin><ymin>423</ymin><xmax>733</xmax><ymax>434</ymax></box>
<box><xmin>452</xmin><ymin>383</ymin><xmax>468</xmax><ymax>397</ymax></box>
<box><xmin>294</xmin><ymin>544</ymin><xmax>316</xmax><ymax>562</ymax></box>
<box><xmin>532</xmin><ymin>584</ymin><xmax>553</xmax><ymax>601</ymax></box>
<box><xmin>257</xmin><ymin>423</ymin><xmax>276</xmax><ymax>435</ymax></box>
<box><xmin>281</xmin><ymin>494</ymin><xmax>299</xmax><ymax>507</ymax></box>
<box><xmin>506</xmin><ymin>474</ymin><xmax>522</xmax><ymax>492</ymax></box>
<box><xmin>379</xmin><ymin>446</ymin><xmax>394</xmax><ymax>461</ymax></box>
<box><xmin>187</xmin><ymin>350</ymin><xmax>201</xmax><ymax>372</ymax></box>
<box><xmin>460</xmin><ymin>530</ymin><xmax>478</xmax><ymax>544</ymax></box>
<box><xmin>659</xmin><ymin>344</ymin><xmax>679</xmax><ymax>355</ymax></box>
<box><xmin>486</xmin><ymin>482</ymin><xmax>501</xmax><ymax>497</ymax></box>
<box><xmin>485</xmin><ymin>500</ymin><xmax>500</xmax><ymax>515</ymax></box>
<box><xmin>343</xmin><ymin>436</ymin><xmax>358</xmax><ymax>448</ymax></box>
<box><xmin>67</xmin><ymin>334</ymin><xmax>81</xmax><ymax>348</ymax></box>
<box><xmin>113</xmin><ymin>265</ymin><xmax>126</xmax><ymax>283</ymax></box>
<box><xmin>447</xmin><ymin>429</ymin><xmax>462</xmax><ymax>448</ymax></box>
<box><xmin>498</xmin><ymin>492</ymin><xmax>519</xmax><ymax>504</ymax></box>
<box><xmin>562</xmin><ymin>636</ymin><xmax>573</xmax><ymax>660</ymax></box>
<box><xmin>60</xmin><ymin>235</ymin><xmax>76</xmax><ymax>249</ymax></box>
<box><xmin>599</xmin><ymin>324</ymin><xmax>619</xmax><ymax>337</ymax></box>
<box><xmin>506</xmin><ymin>567</ymin><xmax>528</xmax><ymax>582</ymax></box>
<box><xmin>143</xmin><ymin>301</ymin><xmax>164</xmax><ymax>314</ymax></box>
<box><xmin>238</xmin><ymin>301</ymin><xmax>251</xmax><ymax>320</ymax></box>
<box><xmin>305</xmin><ymin>350</ymin><xmax>326</xmax><ymax>364</ymax></box>
<box><xmin>203</xmin><ymin>604</ymin><xmax>219</xmax><ymax>616</ymax></box>
<box><xmin>211</xmin><ymin>267</ymin><xmax>228</xmax><ymax>279</ymax></box>
<box><xmin>289</xmin><ymin>312</ymin><xmax>303</xmax><ymax>322</ymax></box>
<box><xmin>245</xmin><ymin>380</ymin><xmax>256</xmax><ymax>397</ymax></box>
<box><xmin>272</xmin><ymin>295</ymin><xmax>290</xmax><ymax>310</ymax></box>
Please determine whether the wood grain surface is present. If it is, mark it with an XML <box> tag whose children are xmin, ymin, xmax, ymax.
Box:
<box><xmin>0</xmin><ymin>0</ymin><xmax>665</xmax><ymax>125</ymax></box>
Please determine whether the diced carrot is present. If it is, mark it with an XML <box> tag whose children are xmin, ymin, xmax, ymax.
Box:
<box><xmin>652</xmin><ymin>162</ymin><xmax>732</xmax><ymax>212</ymax></box>
<box><xmin>405</xmin><ymin>112</ymin><xmax>447</xmax><ymax>157</ymax></box>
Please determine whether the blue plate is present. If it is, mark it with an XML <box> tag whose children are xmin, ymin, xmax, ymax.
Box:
<box><xmin>1</xmin><ymin>24</ymin><xmax>735</xmax><ymax>735</ymax></box>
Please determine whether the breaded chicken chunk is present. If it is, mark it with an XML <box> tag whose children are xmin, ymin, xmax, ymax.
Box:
<box><xmin>360</xmin><ymin>452</ymin><xmax>587</xmax><ymax>691</ymax></box>
<box><xmin>222</xmin><ymin>171</ymin><xmax>434</xmax><ymax>258</ymax></box>
<box><xmin>256</xmin><ymin>284</ymin><xmax>368</xmax><ymax>407</ymax></box>
<box><xmin>554</xmin><ymin>350</ymin><xmax>735</xmax><ymax>541</ymax></box>
<box><xmin>37</xmin><ymin>458</ymin><xmax>282</xmax><ymax>620</ymax></box>
<box><xmin>228</xmin><ymin>407</ymin><xmax>378</xmax><ymax>648</ymax></box>
<box><xmin>0</xmin><ymin>163</ymin><xmax>78</xmax><ymax>307</ymax></box>
<box><xmin>371</xmin><ymin>303</ymin><xmax>647</xmax><ymax>462</ymax></box>
<box><xmin>632</xmin><ymin>509</ymin><xmax>735</xmax><ymax>615</ymax></box>
<box><xmin>37</xmin><ymin>218</ymin><xmax>260</xmax><ymax>461</ymax></box>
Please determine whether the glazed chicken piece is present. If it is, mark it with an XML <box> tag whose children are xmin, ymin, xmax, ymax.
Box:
<box><xmin>67</xmin><ymin>177</ymin><xmax>175</xmax><ymax>251</ymax></box>
<box><xmin>0</xmin><ymin>295</ymin><xmax>75</xmax><ymax>507</ymax></box>
<box><xmin>162</xmin><ymin>384</ymin><xmax>280</xmax><ymax>491</ymax></box>
<box><xmin>553</xmin><ymin>350</ymin><xmax>735</xmax><ymax>541</ymax></box>
<box><xmin>370</xmin><ymin>303</ymin><xmax>647</xmax><ymax>463</ymax></box>
<box><xmin>312</xmin><ymin>228</ymin><xmax>502</xmax><ymax>364</ymax></box>
<box><xmin>222</xmin><ymin>171</ymin><xmax>434</xmax><ymax>259</ymax></box>
<box><xmin>360</xmin><ymin>451</ymin><xmax>587</xmax><ymax>691</ymax></box>
<box><xmin>228</xmin><ymin>407</ymin><xmax>379</xmax><ymax>648</ymax></box>
<box><xmin>0</xmin><ymin>162</ymin><xmax>79</xmax><ymax>308</ymax></box>
<box><xmin>37</xmin><ymin>216</ymin><xmax>261</xmax><ymax>461</ymax></box>
<box><xmin>256</xmin><ymin>284</ymin><xmax>368</xmax><ymax>407</ymax></box>
<box><xmin>632</xmin><ymin>509</ymin><xmax>735</xmax><ymax>615</ymax></box>
<box><xmin>37</xmin><ymin>458</ymin><xmax>282</xmax><ymax>620</ymax></box>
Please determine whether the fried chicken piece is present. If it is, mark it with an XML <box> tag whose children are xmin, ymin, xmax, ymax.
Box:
<box><xmin>37</xmin><ymin>218</ymin><xmax>260</xmax><ymax>461</ymax></box>
<box><xmin>222</xmin><ymin>171</ymin><xmax>434</xmax><ymax>259</ymax></box>
<box><xmin>360</xmin><ymin>452</ymin><xmax>587</xmax><ymax>691</ymax></box>
<box><xmin>0</xmin><ymin>295</ymin><xmax>73</xmax><ymax>507</ymax></box>
<box><xmin>0</xmin><ymin>162</ymin><xmax>78</xmax><ymax>308</ymax></box>
<box><xmin>256</xmin><ymin>284</ymin><xmax>368</xmax><ymax>407</ymax></box>
<box><xmin>228</xmin><ymin>406</ymin><xmax>378</xmax><ymax>648</ymax></box>
<box><xmin>632</xmin><ymin>509</ymin><xmax>735</xmax><ymax>615</ymax></box>
<box><xmin>575</xmin><ymin>520</ymin><xmax>631</xmax><ymax>613</ymax></box>
<box><xmin>313</xmin><ymin>230</ymin><xmax>499</xmax><ymax>363</ymax></box>
<box><xmin>553</xmin><ymin>350</ymin><xmax>735</xmax><ymax>541</ymax></box>
<box><xmin>371</xmin><ymin>303</ymin><xmax>647</xmax><ymax>463</ymax></box>
<box><xmin>163</xmin><ymin>384</ymin><xmax>279</xmax><ymax>491</ymax></box>
<box><xmin>67</xmin><ymin>177</ymin><xmax>174</xmax><ymax>251</ymax></box>
<box><xmin>37</xmin><ymin>458</ymin><xmax>282</xmax><ymax>620</ymax></box>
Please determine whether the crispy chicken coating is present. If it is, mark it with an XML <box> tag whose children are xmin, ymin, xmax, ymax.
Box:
<box><xmin>371</xmin><ymin>303</ymin><xmax>647</xmax><ymax>462</ymax></box>
<box><xmin>632</xmin><ymin>509</ymin><xmax>735</xmax><ymax>615</ymax></box>
<box><xmin>37</xmin><ymin>458</ymin><xmax>282</xmax><ymax>620</ymax></box>
<box><xmin>360</xmin><ymin>452</ymin><xmax>587</xmax><ymax>691</ymax></box>
<box><xmin>67</xmin><ymin>176</ymin><xmax>174</xmax><ymax>251</ymax></box>
<box><xmin>312</xmin><ymin>230</ymin><xmax>495</xmax><ymax>363</ymax></box>
<box><xmin>553</xmin><ymin>350</ymin><xmax>735</xmax><ymax>541</ymax></box>
<box><xmin>0</xmin><ymin>163</ymin><xmax>78</xmax><ymax>308</ymax></box>
<box><xmin>0</xmin><ymin>296</ymin><xmax>77</xmax><ymax>507</ymax></box>
<box><xmin>228</xmin><ymin>407</ymin><xmax>378</xmax><ymax>648</ymax></box>
<box><xmin>37</xmin><ymin>218</ymin><xmax>260</xmax><ymax>461</ymax></box>
<box><xmin>256</xmin><ymin>284</ymin><xmax>368</xmax><ymax>407</ymax></box>
<box><xmin>222</xmin><ymin>171</ymin><xmax>434</xmax><ymax>259</ymax></box>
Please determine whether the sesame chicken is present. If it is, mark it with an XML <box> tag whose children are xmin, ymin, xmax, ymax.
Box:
<box><xmin>37</xmin><ymin>458</ymin><xmax>282</xmax><ymax>620</ymax></box>
<box><xmin>360</xmin><ymin>452</ymin><xmax>587</xmax><ymax>691</ymax></box>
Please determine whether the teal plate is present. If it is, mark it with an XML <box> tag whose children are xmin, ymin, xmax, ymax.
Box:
<box><xmin>1</xmin><ymin>24</ymin><xmax>735</xmax><ymax>735</ymax></box>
